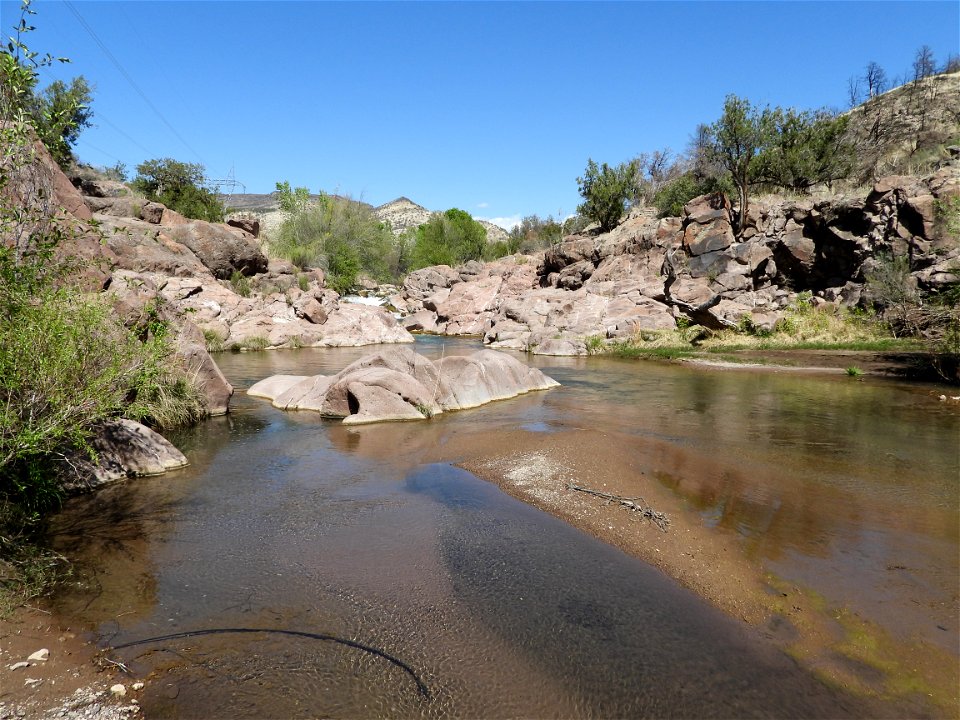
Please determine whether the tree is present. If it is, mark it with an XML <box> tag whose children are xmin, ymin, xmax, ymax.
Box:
<box><xmin>576</xmin><ymin>158</ymin><xmax>639</xmax><ymax>232</ymax></box>
<box><xmin>132</xmin><ymin>158</ymin><xmax>225</xmax><ymax>222</ymax></box>
<box><xmin>411</xmin><ymin>208</ymin><xmax>488</xmax><ymax>269</ymax></box>
<box><xmin>864</xmin><ymin>61</ymin><xmax>888</xmax><ymax>98</ymax></box>
<box><xmin>846</xmin><ymin>75</ymin><xmax>863</xmax><ymax>108</ymax></box>
<box><xmin>912</xmin><ymin>45</ymin><xmax>936</xmax><ymax>83</ymax></box>
<box><xmin>1</xmin><ymin>1</ymin><xmax>92</xmax><ymax>168</ymax></box>
<box><xmin>30</xmin><ymin>77</ymin><xmax>93</xmax><ymax>167</ymax></box>
<box><xmin>756</xmin><ymin>108</ymin><xmax>854</xmax><ymax>192</ymax></box>
<box><xmin>706</xmin><ymin>95</ymin><xmax>773</xmax><ymax>235</ymax></box>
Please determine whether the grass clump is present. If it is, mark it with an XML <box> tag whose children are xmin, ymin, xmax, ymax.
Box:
<box><xmin>230</xmin><ymin>270</ymin><xmax>251</xmax><ymax>298</ymax></box>
<box><xmin>203</xmin><ymin>328</ymin><xmax>225</xmax><ymax>352</ymax></box>
<box><xmin>604</xmin><ymin>296</ymin><xmax>912</xmax><ymax>361</ymax></box>
<box><xmin>231</xmin><ymin>335</ymin><xmax>270</xmax><ymax>352</ymax></box>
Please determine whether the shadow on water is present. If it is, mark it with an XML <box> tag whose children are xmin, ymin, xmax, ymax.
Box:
<box><xmin>406</xmin><ymin>464</ymin><xmax>878</xmax><ymax>719</ymax></box>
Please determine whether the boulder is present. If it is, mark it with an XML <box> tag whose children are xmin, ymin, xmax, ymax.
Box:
<box><xmin>74</xmin><ymin>177</ymin><xmax>129</xmax><ymax>198</ymax></box>
<box><xmin>60</xmin><ymin>419</ymin><xmax>188</xmax><ymax>492</ymax></box>
<box><xmin>174</xmin><ymin>321</ymin><xmax>234</xmax><ymax>415</ymax></box>
<box><xmin>168</xmin><ymin>221</ymin><xmax>268</xmax><ymax>279</ymax></box>
<box><xmin>227</xmin><ymin>217</ymin><xmax>260</xmax><ymax>237</ymax></box>
<box><xmin>401</xmin><ymin>309</ymin><xmax>444</xmax><ymax>333</ymax></box>
<box><xmin>99</xmin><ymin>215</ymin><xmax>210</xmax><ymax>277</ymax></box>
<box><xmin>248</xmin><ymin>347</ymin><xmax>558</xmax><ymax>424</ymax></box>
<box><xmin>683</xmin><ymin>193</ymin><xmax>731</xmax><ymax>225</ymax></box>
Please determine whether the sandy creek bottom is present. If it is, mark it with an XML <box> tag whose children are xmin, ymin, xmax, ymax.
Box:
<box><xmin>46</xmin><ymin>337</ymin><xmax>959</xmax><ymax>718</ymax></box>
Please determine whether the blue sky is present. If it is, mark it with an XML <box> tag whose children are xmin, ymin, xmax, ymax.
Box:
<box><xmin>5</xmin><ymin>1</ymin><xmax>959</xmax><ymax>228</ymax></box>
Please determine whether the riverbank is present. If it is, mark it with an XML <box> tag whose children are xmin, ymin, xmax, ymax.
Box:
<box><xmin>0</xmin><ymin>606</ymin><xmax>140</xmax><ymax>718</ymax></box>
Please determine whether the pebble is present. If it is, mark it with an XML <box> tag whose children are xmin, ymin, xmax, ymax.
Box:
<box><xmin>8</xmin><ymin>661</ymin><xmax>30</xmax><ymax>671</ymax></box>
<box><xmin>111</xmin><ymin>684</ymin><xmax>127</xmax><ymax>697</ymax></box>
<box><xmin>24</xmin><ymin>678</ymin><xmax>42</xmax><ymax>687</ymax></box>
<box><xmin>131</xmin><ymin>682</ymin><xmax>145</xmax><ymax>691</ymax></box>
<box><xmin>27</xmin><ymin>648</ymin><xmax>49</xmax><ymax>662</ymax></box>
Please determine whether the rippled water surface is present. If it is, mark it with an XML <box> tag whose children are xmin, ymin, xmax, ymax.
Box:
<box><xmin>49</xmin><ymin>337</ymin><xmax>959</xmax><ymax>718</ymax></box>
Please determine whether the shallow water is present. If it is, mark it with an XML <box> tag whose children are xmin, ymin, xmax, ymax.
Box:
<box><xmin>49</xmin><ymin>337</ymin><xmax>959</xmax><ymax>717</ymax></box>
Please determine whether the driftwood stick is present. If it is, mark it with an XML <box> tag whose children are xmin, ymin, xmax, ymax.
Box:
<box><xmin>565</xmin><ymin>483</ymin><xmax>670</xmax><ymax>532</ymax></box>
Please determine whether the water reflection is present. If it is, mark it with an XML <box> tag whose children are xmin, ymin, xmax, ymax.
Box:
<box><xmin>46</xmin><ymin>338</ymin><xmax>958</xmax><ymax>717</ymax></box>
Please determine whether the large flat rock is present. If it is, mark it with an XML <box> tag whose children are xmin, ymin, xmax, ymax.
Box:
<box><xmin>248</xmin><ymin>346</ymin><xmax>559</xmax><ymax>424</ymax></box>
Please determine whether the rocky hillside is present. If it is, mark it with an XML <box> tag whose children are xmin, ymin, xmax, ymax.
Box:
<box><xmin>225</xmin><ymin>193</ymin><xmax>510</xmax><ymax>243</ymax></box>
<box><xmin>846</xmin><ymin>71</ymin><xmax>960</xmax><ymax>179</ymax></box>
<box><xmin>60</xmin><ymin>169</ymin><xmax>412</xmax><ymax>358</ymax></box>
<box><xmin>393</xmin><ymin>163</ymin><xmax>959</xmax><ymax>356</ymax></box>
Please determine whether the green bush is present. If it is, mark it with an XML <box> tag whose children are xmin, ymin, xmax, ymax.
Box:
<box><xmin>576</xmin><ymin>158</ymin><xmax>639</xmax><ymax>232</ymax></box>
<box><xmin>0</xmin><ymin>284</ymin><xmax>203</xmax><ymax>512</ymax></box>
<box><xmin>271</xmin><ymin>183</ymin><xmax>394</xmax><ymax>292</ymax></box>
<box><xmin>508</xmin><ymin>214</ymin><xmax>567</xmax><ymax>253</ymax></box>
<box><xmin>132</xmin><ymin>158</ymin><xmax>225</xmax><ymax>222</ymax></box>
<box><xmin>410</xmin><ymin>208</ymin><xmax>488</xmax><ymax>269</ymax></box>
<box><xmin>0</xmin><ymin>6</ymin><xmax>205</xmax><ymax>521</ymax></box>
<box><xmin>652</xmin><ymin>173</ymin><xmax>736</xmax><ymax>218</ymax></box>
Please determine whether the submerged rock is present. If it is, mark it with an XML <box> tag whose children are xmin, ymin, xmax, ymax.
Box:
<box><xmin>248</xmin><ymin>347</ymin><xmax>559</xmax><ymax>424</ymax></box>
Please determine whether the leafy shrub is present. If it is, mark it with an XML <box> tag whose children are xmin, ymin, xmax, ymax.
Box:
<box><xmin>576</xmin><ymin>158</ymin><xmax>639</xmax><ymax>232</ymax></box>
<box><xmin>232</xmin><ymin>335</ymin><xmax>270</xmax><ymax>352</ymax></box>
<box><xmin>271</xmin><ymin>183</ymin><xmax>394</xmax><ymax>293</ymax></box>
<box><xmin>410</xmin><ymin>208</ymin><xmax>488</xmax><ymax>269</ymax></box>
<box><xmin>132</xmin><ymin>158</ymin><xmax>225</xmax><ymax>222</ymax></box>
<box><xmin>508</xmin><ymin>214</ymin><xmax>567</xmax><ymax>253</ymax></box>
<box><xmin>0</xmin><ymin>285</ymin><xmax>203</xmax><ymax>512</ymax></box>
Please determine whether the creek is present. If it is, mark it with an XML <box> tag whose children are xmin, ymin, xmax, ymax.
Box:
<box><xmin>48</xmin><ymin>337</ymin><xmax>959</xmax><ymax>718</ymax></box>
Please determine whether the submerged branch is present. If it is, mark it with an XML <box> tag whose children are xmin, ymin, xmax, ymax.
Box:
<box><xmin>565</xmin><ymin>483</ymin><xmax>670</xmax><ymax>532</ymax></box>
<box><xmin>107</xmin><ymin>627</ymin><xmax>430</xmax><ymax>699</ymax></box>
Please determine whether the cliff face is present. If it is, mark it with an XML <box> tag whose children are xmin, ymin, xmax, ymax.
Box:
<box><xmin>393</xmin><ymin>163</ymin><xmax>959</xmax><ymax>356</ymax></box>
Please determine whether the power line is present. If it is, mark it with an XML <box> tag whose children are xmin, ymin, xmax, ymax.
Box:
<box><xmin>62</xmin><ymin>0</ymin><xmax>206</xmax><ymax>165</ymax></box>
<box><xmin>77</xmin><ymin>138</ymin><xmax>124</xmax><ymax>164</ymax></box>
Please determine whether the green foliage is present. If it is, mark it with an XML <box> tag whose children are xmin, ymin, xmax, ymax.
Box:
<box><xmin>576</xmin><ymin>158</ymin><xmax>639</xmax><ymax>232</ymax></box>
<box><xmin>0</xmin><ymin>1</ymin><xmax>91</xmax><ymax>168</ymax></box>
<box><xmin>230</xmin><ymin>270</ymin><xmax>251</xmax><ymax>297</ymax></box>
<box><xmin>706</xmin><ymin>95</ymin><xmax>773</xmax><ymax>234</ymax></box>
<box><xmin>410</xmin><ymin>208</ymin><xmax>488</xmax><ymax>269</ymax></box>
<box><xmin>297</xmin><ymin>273</ymin><xmax>310</xmax><ymax>292</ymax></box>
<box><xmin>652</xmin><ymin>172</ymin><xmax>735</xmax><ymax>218</ymax></box>
<box><xmin>203</xmin><ymin>328</ymin><xmax>225</xmax><ymax>353</ymax></box>
<box><xmin>0</xmin><ymin>283</ymin><xmax>203</xmax><ymax>512</ymax></box>
<box><xmin>233</xmin><ymin>335</ymin><xmax>270</xmax><ymax>352</ymax></box>
<box><xmin>132</xmin><ymin>158</ymin><xmax>225</xmax><ymax>222</ymax></box>
<box><xmin>755</xmin><ymin>108</ymin><xmax>854</xmax><ymax>191</ymax></box>
<box><xmin>509</xmin><ymin>214</ymin><xmax>568</xmax><ymax>253</ymax></box>
<box><xmin>272</xmin><ymin>183</ymin><xmax>394</xmax><ymax>293</ymax></box>
<box><xmin>935</xmin><ymin>196</ymin><xmax>960</xmax><ymax>239</ymax></box>
<box><xmin>846</xmin><ymin>366</ymin><xmax>864</xmax><ymax>377</ymax></box>
<box><xmin>0</xmin><ymin>3</ymin><xmax>205</xmax><ymax>531</ymax></box>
